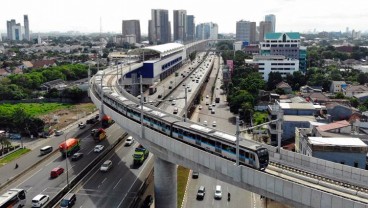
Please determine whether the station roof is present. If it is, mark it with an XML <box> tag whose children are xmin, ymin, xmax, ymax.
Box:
<box><xmin>129</xmin><ymin>43</ymin><xmax>184</xmax><ymax>57</ymax></box>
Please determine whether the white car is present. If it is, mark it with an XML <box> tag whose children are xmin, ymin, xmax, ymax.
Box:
<box><xmin>55</xmin><ymin>130</ymin><xmax>64</xmax><ymax>136</ymax></box>
<box><xmin>94</xmin><ymin>145</ymin><xmax>104</xmax><ymax>153</ymax></box>
<box><xmin>171</xmin><ymin>100</ymin><xmax>176</xmax><ymax>105</ymax></box>
<box><xmin>212</xmin><ymin>102</ymin><xmax>216</xmax><ymax>107</ymax></box>
<box><xmin>32</xmin><ymin>194</ymin><xmax>49</xmax><ymax>207</ymax></box>
<box><xmin>214</xmin><ymin>185</ymin><xmax>222</xmax><ymax>199</ymax></box>
<box><xmin>212</xmin><ymin>121</ymin><xmax>217</xmax><ymax>127</ymax></box>
<box><xmin>100</xmin><ymin>160</ymin><xmax>112</xmax><ymax>172</ymax></box>
<box><xmin>203</xmin><ymin>121</ymin><xmax>207</xmax><ymax>126</ymax></box>
<box><xmin>125</xmin><ymin>136</ymin><xmax>134</xmax><ymax>146</ymax></box>
<box><xmin>198</xmin><ymin>105</ymin><xmax>202</xmax><ymax>110</ymax></box>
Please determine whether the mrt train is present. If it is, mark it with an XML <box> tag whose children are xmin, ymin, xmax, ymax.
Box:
<box><xmin>92</xmin><ymin>66</ymin><xmax>269</xmax><ymax>171</ymax></box>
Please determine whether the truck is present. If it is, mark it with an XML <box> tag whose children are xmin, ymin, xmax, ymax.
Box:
<box><xmin>132</xmin><ymin>145</ymin><xmax>149</xmax><ymax>165</ymax></box>
<box><xmin>101</xmin><ymin>115</ymin><xmax>114</xmax><ymax>128</ymax></box>
<box><xmin>59</xmin><ymin>138</ymin><xmax>80</xmax><ymax>157</ymax></box>
<box><xmin>91</xmin><ymin>128</ymin><xmax>107</xmax><ymax>142</ymax></box>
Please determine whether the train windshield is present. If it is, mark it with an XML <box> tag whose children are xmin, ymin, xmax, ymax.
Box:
<box><xmin>257</xmin><ymin>148</ymin><xmax>269</xmax><ymax>163</ymax></box>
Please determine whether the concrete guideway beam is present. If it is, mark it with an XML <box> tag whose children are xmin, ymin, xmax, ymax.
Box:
<box><xmin>154</xmin><ymin>157</ymin><xmax>178</xmax><ymax>208</ymax></box>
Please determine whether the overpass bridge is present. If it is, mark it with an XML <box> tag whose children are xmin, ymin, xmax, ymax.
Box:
<box><xmin>89</xmin><ymin>42</ymin><xmax>368</xmax><ymax>208</ymax></box>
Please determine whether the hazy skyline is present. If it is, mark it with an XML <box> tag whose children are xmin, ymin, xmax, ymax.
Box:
<box><xmin>1</xmin><ymin>0</ymin><xmax>367</xmax><ymax>34</ymax></box>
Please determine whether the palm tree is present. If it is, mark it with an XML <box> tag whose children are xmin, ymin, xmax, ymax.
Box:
<box><xmin>0</xmin><ymin>134</ymin><xmax>11</xmax><ymax>156</ymax></box>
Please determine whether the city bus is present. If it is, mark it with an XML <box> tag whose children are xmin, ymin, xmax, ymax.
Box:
<box><xmin>0</xmin><ymin>189</ymin><xmax>26</xmax><ymax>208</ymax></box>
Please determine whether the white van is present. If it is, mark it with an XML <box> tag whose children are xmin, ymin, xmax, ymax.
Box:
<box><xmin>40</xmin><ymin>146</ymin><xmax>53</xmax><ymax>156</ymax></box>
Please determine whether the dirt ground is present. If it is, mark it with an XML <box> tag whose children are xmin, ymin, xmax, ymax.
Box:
<box><xmin>38</xmin><ymin>103</ymin><xmax>97</xmax><ymax>133</ymax></box>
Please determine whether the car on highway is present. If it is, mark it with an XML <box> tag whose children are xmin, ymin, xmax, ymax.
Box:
<box><xmin>71</xmin><ymin>152</ymin><xmax>84</xmax><ymax>161</ymax></box>
<box><xmin>173</xmin><ymin>108</ymin><xmax>178</xmax><ymax>114</ymax></box>
<box><xmin>32</xmin><ymin>194</ymin><xmax>49</xmax><ymax>208</ymax></box>
<box><xmin>125</xmin><ymin>136</ymin><xmax>135</xmax><ymax>146</ymax></box>
<box><xmin>60</xmin><ymin>193</ymin><xmax>76</xmax><ymax>208</ymax></box>
<box><xmin>50</xmin><ymin>167</ymin><xmax>64</xmax><ymax>178</ymax></box>
<box><xmin>171</xmin><ymin>100</ymin><xmax>176</xmax><ymax>105</ymax></box>
<box><xmin>158</xmin><ymin>94</ymin><xmax>162</xmax><ymax>99</ymax></box>
<box><xmin>78</xmin><ymin>122</ymin><xmax>86</xmax><ymax>129</ymax></box>
<box><xmin>192</xmin><ymin>171</ymin><xmax>199</xmax><ymax>179</ymax></box>
<box><xmin>198</xmin><ymin>105</ymin><xmax>202</xmax><ymax>110</ymax></box>
<box><xmin>40</xmin><ymin>146</ymin><xmax>53</xmax><ymax>156</ymax></box>
<box><xmin>212</xmin><ymin>121</ymin><xmax>217</xmax><ymax>127</ymax></box>
<box><xmin>206</xmin><ymin>95</ymin><xmax>209</xmax><ymax>98</ymax></box>
<box><xmin>94</xmin><ymin>145</ymin><xmax>104</xmax><ymax>153</ymax></box>
<box><xmin>203</xmin><ymin>121</ymin><xmax>207</xmax><ymax>126</ymax></box>
<box><xmin>214</xmin><ymin>185</ymin><xmax>222</xmax><ymax>199</ymax></box>
<box><xmin>211</xmin><ymin>109</ymin><xmax>215</xmax><ymax>114</ymax></box>
<box><xmin>168</xmin><ymin>86</ymin><xmax>172</xmax><ymax>89</ymax></box>
<box><xmin>212</xmin><ymin>102</ymin><xmax>216</xmax><ymax>107</ymax></box>
<box><xmin>196</xmin><ymin>186</ymin><xmax>206</xmax><ymax>200</ymax></box>
<box><xmin>141</xmin><ymin>195</ymin><xmax>154</xmax><ymax>208</ymax></box>
<box><xmin>100</xmin><ymin>160</ymin><xmax>112</xmax><ymax>172</ymax></box>
<box><xmin>55</xmin><ymin>130</ymin><xmax>64</xmax><ymax>136</ymax></box>
<box><xmin>208</xmin><ymin>105</ymin><xmax>212</xmax><ymax>110</ymax></box>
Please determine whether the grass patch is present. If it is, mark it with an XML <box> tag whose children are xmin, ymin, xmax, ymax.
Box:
<box><xmin>253</xmin><ymin>111</ymin><xmax>268</xmax><ymax>125</ymax></box>
<box><xmin>177</xmin><ymin>166</ymin><xmax>190</xmax><ymax>208</ymax></box>
<box><xmin>0</xmin><ymin>103</ymin><xmax>72</xmax><ymax>117</ymax></box>
<box><xmin>0</xmin><ymin>148</ymin><xmax>31</xmax><ymax>166</ymax></box>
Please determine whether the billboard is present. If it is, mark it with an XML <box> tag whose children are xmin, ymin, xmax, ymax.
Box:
<box><xmin>226</xmin><ymin>60</ymin><xmax>234</xmax><ymax>73</ymax></box>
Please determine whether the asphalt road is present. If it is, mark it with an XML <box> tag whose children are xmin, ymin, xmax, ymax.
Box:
<box><xmin>71</xmin><ymin>139</ymin><xmax>154</xmax><ymax>208</ymax></box>
<box><xmin>184</xmin><ymin>55</ymin><xmax>264</xmax><ymax>208</ymax></box>
<box><xmin>8</xmin><ymin>124</ymin><xmax>124</xmax><ymax>207</ymax></box>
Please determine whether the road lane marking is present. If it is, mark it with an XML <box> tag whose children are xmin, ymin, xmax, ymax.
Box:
<box><xmin>26</xmin><ymin>187</ymin><xmax>32</xmax><ymax>192</ymax></box>
<box><xmin>16</xmin><ymin>168</ymin><xmax>42</xmax><ymax>187</ymax></box>
<box><xmin>101</xmin><ymin>178</ymin><xmax>107</xmax><ymax>184</ymax></box>
<box><xmin>117</xmin><ymin>154</ymin><xmax>151</xmax><ymax>208</ymax></box>
<box><xmin>113</xmin><ymin>178</ymin><xmax>122</xmax><ymax>190</ymax></box>
<box><xmin>87</xmin><ymin>149</ymin><xmax>94</xmax><ymax>155</ymax></box>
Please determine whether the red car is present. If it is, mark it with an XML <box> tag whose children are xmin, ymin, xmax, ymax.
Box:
<box><xmin>50</xmin><ymin>167</ymin><xmax>64</xmax><ymax>178</ymax></box>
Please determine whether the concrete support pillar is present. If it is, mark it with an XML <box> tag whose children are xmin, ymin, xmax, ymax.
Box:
<box><xmin>154</xmin><ymin>157</ymin><xmax>177</xmax><ymax>208</ymax></box>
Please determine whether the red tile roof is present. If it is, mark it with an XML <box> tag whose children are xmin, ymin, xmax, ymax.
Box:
<box><xmin>31</xmin><ymin>59</ymin><xmax>56</xmax><ymax>68</ymax></box>
<box><xmin>316</xmin><ymin>120</ymin><xmax>350</xmax><ymax>132</ymax></box>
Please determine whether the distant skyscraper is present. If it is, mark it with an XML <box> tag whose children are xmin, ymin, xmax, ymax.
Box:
<box><xmin>196</xmin><ymin>22</ymin><xmax>218</xmax><ymax>40</ymax></box>
<box><xmin>186</xmin><ymin>15</ymin><xmax>195</xmax><ymax>42</ymax></box>
<box><xmin>265</xmin><ymin>14</ymin><xmax>276</xmax><ymax>32</ymax></box>
<box><xmin>259</xmin><ymin>21</ymin><xmax>272</xmax><ymax>42</ymax></box>
<box><xmin>11</xmin><ymin>24</ymin><xmax>23</xmax><ymax>41</ymax></box>
<box><xmin>236</xmin><ymin>20</ymin><xmax>256</xmax><ymax>43</ymax></box>
<box><xmin>122</xmin><ymin>20</ymin><xmax>141</xmax><ymax>43</ymax></box>
<box><xmin>24</xmin><ymin>15</ymin><xmax>30</xmax><ymax>41</ymax></box>
<box><xmin>7</xmin><ymin>19</ymin><xmax>16</xmax><ymax>40</ymax></box>
<box><xmin>173</xmin><ymin>10</ymin><xmax>187</xmax><ymax>42</ymax></box>
<box><xmin>151</xmin><ymin>9</ymin><xmax>170</xmax><ymax>44</ymax></box>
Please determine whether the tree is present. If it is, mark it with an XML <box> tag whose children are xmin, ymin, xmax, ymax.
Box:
<box><xmin>240</xmin><ymin>72</ymin><xmax>265</xmax><ymax>95</ymax></box>
<box><xmin>267</xmin><ymin>72</ymin><xmax>283</xmax><ymax>90</ymax></box>
<box><xmin>228</xmin><ymin>90</ymin><xmax>254</xmax><ymax>114</ymax></box>
<box><xmin>335</xmin><ymin>92</ymin><xmax>345</xmax><ymax>99</ymax></box>
<box><xmin>357</xmin><ymin>73</ymin><xmax>368</xmax><ymax>85</ymax></box>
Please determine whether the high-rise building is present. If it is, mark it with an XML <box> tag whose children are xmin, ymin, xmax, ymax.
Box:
<box><xmin>122</xmin><ymin>20</ymin><xmax>141</xmax><ymax>43</ymax></box>
<box><xmin>11</xmin><ymin>24</ymin><xmax>23</xmax><ymax>41</ymax></box>
<box><xmin>7</xmin><ymin>19</ymin><xmax>16</xmax><ymax>40</ymax></box>
<box><xmin>196</xmin><ymin>22</ymin><xmax>218</xmax><ymax>40</ymax></box>
<box><xmin>259</xmin><ymin>21</ymin><xmax>272</xmax><ymax>42</ymax></box>
<box><xmin>236</xmin><ymin>20</ymin><xmax>256</xmax><ymax>43</ymax></box>
<box><xmin>24</xmin><ymin>15</ymin><xmax>30</xmax><ymax>41</ymax></box>
<box><xmin>173</xmin><ymin>10</ymin><xmax>187</xmax><ymax>42</ymax></box>
<box><xmin>150</xmin><ymin>9</ymin><xmax>170</xmax><ymax>44</ymax></box>
<box><xmin>186</xmin><ymin>15</ymin><xmax>195</xmax><ymax>42</ymax></box>
<box><xmin>265</xmin><ymin>14</ymin><xmax>276</xmax><ymax>32</ymax></box>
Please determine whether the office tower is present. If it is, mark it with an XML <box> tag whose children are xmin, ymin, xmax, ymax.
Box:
<box><xmin>11</xmin><ymin>24</ymin><xmax>23</xmax><ymax>41</ymax></box>
<box><xmin>148</xmin><ymin>20</ymin><xmax>153</xmax><ymax>43</ymax></box>
<box><xmin>168</xmin><ymin>21</ymin><xmax>172</xmax><ymax>42</ymax></box>
<box><xmin>151</xmin><ymin>9</ymin><xmax>170</xmax><ymax>44</ymax></box>
<box><xmin>186</xmin><ymin>15</ymin><xmax>195</xmax><ymax>41</ymax></box>
<box><xmin>24</xmin><ymin>15</ymin><xmax>30</xmax><ymax>41</ymax></box>
<box><xmin>7</xmin><ymin>19</ymin><xmax>16</xmax><ymax>40</ymax></box>
<box><xmin>236</xmin><ymin>20</ymin><xmax>256</xmax><ymax>43</ymax></box>
<box><xmin>196</xmin><ymin>22</ymin><xmax>218</xmax><ymax>40</ymax></box>
<box><xmin>37</xmin><ymin>33</ymin><xmax>42</xmax><ymax>44</ymax></box>
<box><xmin>173</xmin><ymin>10</ymin><xmax>187</xmax><ymax>42</ymax></box>
<box><xmin>259</xmin><ymin>21</ymin><xmax>272</xmax><ymax>42</ymax></box>
<box><xmin>265</xmin><ymin>14</ymin><xmax>276</xmax><ymax>32</ymax></box>
<box><xmin>122</xmin><ymin>20</ymin><xmax>141</xmax><ymax>43</ymax></box>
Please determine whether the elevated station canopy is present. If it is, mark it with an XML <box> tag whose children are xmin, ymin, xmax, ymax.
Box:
<box><xmin>128</xmin><ymin>43</ymin><xmax>184</xmax><ymax>58</ymax></box>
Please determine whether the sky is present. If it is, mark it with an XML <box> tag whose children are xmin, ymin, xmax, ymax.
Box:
<box><xmin>1</xmin><ymin>0</ymin><xmax>367</xmax><ymax>34</ymax></box>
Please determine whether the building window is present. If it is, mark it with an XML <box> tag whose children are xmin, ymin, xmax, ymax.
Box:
<box><xmin>340</xmin><ymin>161</ymin><xmax>345</xmax><ymax>165</ymax></box>
<box><xmin>354</xmin><ymin>162</ymin><xmax>359</xmax><ymax>167</ymax></box>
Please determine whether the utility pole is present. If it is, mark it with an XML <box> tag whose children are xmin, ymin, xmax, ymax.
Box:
<box><xmin>236</xmin><ymin>116</ymin><xmax>240</xmax><ymax>166</ymax></box>
<box><xmin>184</xmin><ymin>87</ymin><xmax>188</xmax><ymax>121</ymax></box>
<box><xmin>140</xmin><ymin>75</ymin><xmax>144</xmax><ymax>138</ymax></box>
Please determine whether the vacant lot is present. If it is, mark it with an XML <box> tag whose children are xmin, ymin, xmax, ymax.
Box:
<box><xmin>0</xmin><ymin>103</ymin><xmax>72</xmax><ymax>117</ymax></box>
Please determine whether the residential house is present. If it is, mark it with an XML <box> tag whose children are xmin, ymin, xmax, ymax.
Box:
<box><xmin>268</xmin><ymin>101</ymin><xmax>318</xmax><ymax>145</ymax></box>
<box><xmin>300</xmin><ymin>85</ymin><xmax>322</xmax><ymax>93</ymax></box>
<box><xmin>276</xmin><ymin>81</ymin><xmax>292</xmax><ymax>94</ymax></box>
<box><xmin>343</xmin><ymin>85</ymin><xmax>368</xmax><ymax>97</ymax></box>
<box><xmin>40</xmin><ymin>79</ymin><xmax>67</xmax><ymax>91</ymax></box>
<box><xmin>329</xmin><ymin>81</ymin><xmax>347</xmax><ymax>93</ymax></box>
<box><xmin>325</xmin><ymin>103</ymin><xmax>353</xmax><ymax>121</ymax></box>
<box><xmin>22</xmin><ymin>61</ymin><xmax>33</xmax><ymax>69</ymax></box>
<box><xmin>298</xmin><ymin>136</ymin><xmax>367</xmax><ymax>169</ymax></box>
<box><xmin>31</xmin><ymin>59</ymin><xmax>56</xmax><ymax>69</ymax></box>
<box><xmin>313</xmin><ymin>120</ymin><xmax>351</xmax><ymax>137</ymax></box>
<box><xmin>353</xmin><ymin>92</ymin><xmax>368</xmax><ymax>103</ymax></box>
<box><xmin>0</xmin><ymin>68</ymin><xmax>10</xmax><ymax>77</ymax></box>
<box><xmin>303</xmin><ymin>92</ymin><xmax>329</xmax><ymax>104</ymax></box>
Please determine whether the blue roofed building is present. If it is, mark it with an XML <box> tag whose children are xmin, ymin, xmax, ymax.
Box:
<box><xmin>124</xmin><ymin>43</ymin><xmax>186</xmax><ymax>95</ymax></box>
